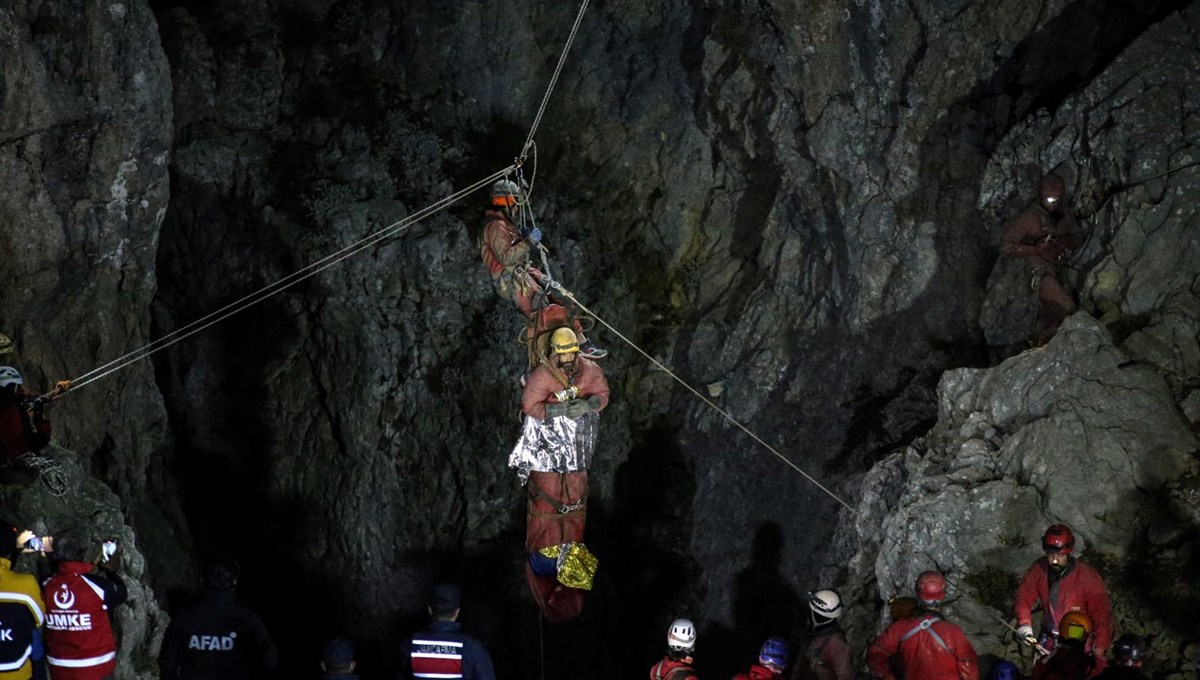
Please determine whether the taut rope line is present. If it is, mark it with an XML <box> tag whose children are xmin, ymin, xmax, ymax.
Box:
<box><xmin>68</xmin><ymin>166</ymin><xmax>517</xmax><ymax>391</ymax></box>
<box><xmin>548</xmin><ymin>280</ymin><xmax>856</xmax><ymax>512</ymax></box>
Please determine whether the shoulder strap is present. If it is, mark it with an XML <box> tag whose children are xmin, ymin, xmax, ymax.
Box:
<box><xmin>899</xmin><ymin>616</ymin><xmax>950</xmax><ymax>652</ymax></box>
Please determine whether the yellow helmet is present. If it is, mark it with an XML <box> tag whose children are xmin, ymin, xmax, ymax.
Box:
<box><xmin>550</xmin><ymin>328</ymin><xmax>579</xmax><ymax>355</ymax></box>
<box><xmin>1058</xmin><ymin>611</ymin><xmax>1092</xmax><ymax>642</ymax></box>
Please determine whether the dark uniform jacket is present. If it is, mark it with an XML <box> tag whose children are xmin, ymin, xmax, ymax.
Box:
<box><xmin>0</xmin><ymin>557</ymin><xmax>46</xmax><ymax>680</ymax></box>
<box><xmin>157</xmin><ymin>590</ymin><xmax>278</xmax><ymax>680</ymax></box>
<box><xmin>397</xmin><ymin>620</ymin><xmax>495</xmax><ymax>680</ymax></box>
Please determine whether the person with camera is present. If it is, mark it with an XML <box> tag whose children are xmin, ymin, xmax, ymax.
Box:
<box><xmin>157</xmin><ymin>557</ymin><xmax>277</xmax><ymax>680</ymax></box>
<box><xmin>41</xmin><ymin>529</ymin><xmax>126</xmax><ymax>680</ymax></box>
<box><xmin>1</xmin><ymin>522</ymin><xmax>47</xmax><ymax>680</ymax></box>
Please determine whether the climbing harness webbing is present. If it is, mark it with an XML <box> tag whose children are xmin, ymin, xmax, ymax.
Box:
<box><xmin>899</xmin><ymin>616</ymin><xmax>950</xmax><ymax>652</ymax></box>
<box><xmin>529</xmin><ymin>486</ymin><xmax>587</xmax><ymax>516</ymax></box>
<box><xmin>546</xmin><ymin>280</ymin><xmax>856</xmax><ymax>512</ymax></box>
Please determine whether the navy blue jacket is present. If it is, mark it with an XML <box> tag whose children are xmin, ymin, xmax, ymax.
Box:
<box><xmin>397</xmin><ymin>620</ymin><xmax>495</xmax><ymax>680</ymax></box>
<box><xmin>158</xmin><ymin>590</ymin><xmax>278</xmax><ymax>680</ymax></box>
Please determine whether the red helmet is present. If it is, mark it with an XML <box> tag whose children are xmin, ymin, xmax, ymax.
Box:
<box><xmin>916</xmin><ymin>571</ymin><xmax>946</xmax><ymax>604</ymax></box>
<box><xmin>1043</xmin><ymin>524</ymin><xmax>1075</xmax><ymax>554</ymax></box>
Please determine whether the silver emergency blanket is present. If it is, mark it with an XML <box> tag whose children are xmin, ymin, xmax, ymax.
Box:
<box><xmin>508</xmin><ymin>412</ymin><xmax>599</xmax><ymax>484</ymax></box>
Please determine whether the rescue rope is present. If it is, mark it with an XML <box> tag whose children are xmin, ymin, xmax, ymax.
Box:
<box><xmin>65</xmin><ymin>166</ymin><xmax>517</xmax><ymax>393</ymax></box>
<box><xmin>547</xmin><ymin>281</ymin><xmax>856</xmax><ymax>512</ymax></box>
<box><xmin>63</xmin><ymin>0</ymin><xmax>594</xmax><ymax>394</ymax></box>
<box><xmin>519</xmin><ymin>0</ymin><xmax>591</xmax><ymax>164</ymax></box>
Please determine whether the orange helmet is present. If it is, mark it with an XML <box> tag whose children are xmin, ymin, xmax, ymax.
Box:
<box><xmin>1058</xmin><ymin>611</ymin><xmax>1092</xmax><ymax>642</ymax></box>
<box><xmin>490</xmin><ymin>179</ymin><xmax>522</xmax><ymax>207</ymax></box>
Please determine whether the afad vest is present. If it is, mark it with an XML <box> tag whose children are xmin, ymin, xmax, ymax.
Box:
<box><xmin>43</xmin><ymin>570</ymin><xmax>116</xmax><ymax>680</ymax></box>
<box><xmin>410</xmin><ymin>637</ymin><xmax>464</xmax><ymax>679</ymax></box>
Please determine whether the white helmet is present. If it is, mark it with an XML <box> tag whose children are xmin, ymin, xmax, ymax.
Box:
<box><xmin>667</xmin><ymin>618</ymin><xmax>696</xmax><ymax>652</ymax></box>
<box><xmin>809</xmin><ymin>589</ymin><xmax>843</xmax><ymax>619</ymax></box>
<box><xmin>0</xmin><ymin>366</ymin><xmax>23</xmax><ymax>387</ymax></box>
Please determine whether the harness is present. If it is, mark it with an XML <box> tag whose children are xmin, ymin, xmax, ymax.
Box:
<box><xmin>652</xmin><ymin>659</ymin><xmax>696</xmax><ymax>680</ymax></box>
<box><xmin>528</xmin><ymin>484</ymin><xmax>588</xmax><ymax>517</ymax></box>
<box><xmin>899</xmin><ymin>616</ymin><xmax>950</xmax><ymax>652</ymax></box>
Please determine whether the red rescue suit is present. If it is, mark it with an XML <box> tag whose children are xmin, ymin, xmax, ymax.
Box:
<box><xmin>521</xmin><ymin>358</ymin><xmax>609</xmax><ymax>421</ymax></box>
<box><xmin>1014</xmin><ymin>557</ymin><xmax>1112</xmax><ymax>656</ymax></box>
<box><xmin>479</xmin><ymin>209</ymin><xmax>542</xmax><ymax>315</ymax></box>
<box><xmin>800</xmin><ymin>626</ymin><xmax>853</xmax><ymax>680</ymax></box>
<box><xmin>649</xmin><ymin>657</ymin><xmax>698</xmax><ymax>680</ymax></box>
<box><xmin>43</xmin><ymin>562</ymin><xmax>126</xmax><ymax>680</ymax></box>
<box><xmin>867</xmin><ymin>612</ymin><xmax>979</xmax><ymax>680</ymax></box>
<box><xmin>520</xmin><ymin>357</ymin><xmax>609</xmax><ymax>623</ymax></box>
<box><xmin>733</xmin><ymin>664</ymin><xmax>779</xmax><ymax>679</ymax></box>
<box><xmin>0</xmin><ymin>401</ymin><xmax>51</xmax><ymax>463</ymax></box>
<box><xmin>1031</xmin><ymin>642</ymin><xmax>1096</xmax><ymax>680</ymax></box>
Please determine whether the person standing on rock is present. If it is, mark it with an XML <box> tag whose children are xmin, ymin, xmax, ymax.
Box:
<box><xmin>0</xmin><ymin>367</ymin><xmax>58</xmax><ymax>465</ymax></box>
<box><xmin>397</xmin><ymin>584</ymin><xmax>496</xmax><ymax>680</ymax></box>
<box><xmin>649</xmin><ymin>619</ymin><xmax>699</xmax><ymax>680</ymax></box>
<box><xmin>157</xmin><ymin>557</ymin><xmax>278</xmax><ymax>680</ymax></box>
<box><xmin>0</xmin><ymin>522</ymin><xmax>47</xmax><ymax>680</ymax></box>
<box><xmin>999</xmin><ymin>173</ymin><xmax>1083</xmax><ymax>346</ymax></box>
<box><xmin>1014</xmin><ymin>524</ymin><xmax>1111</xmax><ymax>670</ymax></box>
<box><xmin>792</xmin><ymin>590</ymin><xmax>852</xmax><ymax>680</ymax></box>
<box><xmin>866</xmin><ymin>571</ymin><xmax>979</xmax><ymax>680</ymax></box>
<box><xmin>41</xmin><ymin>528</ymin><xmax>126</xmax><ymax>680</ymax></box>
<box><xmin>510</xmin><ymin>327</ymin><xmax>608</xmax><ymax>622</ymax></box>
<box><xmin>478</xmin><ymin>179</ymin><xmax>606</xmax><ymax>359</ymax></box>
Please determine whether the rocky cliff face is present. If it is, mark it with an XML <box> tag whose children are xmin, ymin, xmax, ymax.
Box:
<box><xmin>0</xmin><ymin>2</ymin><xmax>174</xmax><ymax>677</ymax></box>
<box><xmin>1</xmin><ymin>0</ymin><xmax>1197</xmax><ymax>678</ymax></box>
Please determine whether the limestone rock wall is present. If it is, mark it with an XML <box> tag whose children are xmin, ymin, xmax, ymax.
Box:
<box><xmin>833</xmin><ymin>10</ymin><xmax>1200</xmax><ymax>676</ymax></box>
<box><xmin>0</xmin><ymin>2</ymin><xmax>175</xmax><ymax>677</ymax></box>
<box><xmin>1</xmin><ymin>0</ymin><xmax>1197</xmax><ymax>678</ymax></box>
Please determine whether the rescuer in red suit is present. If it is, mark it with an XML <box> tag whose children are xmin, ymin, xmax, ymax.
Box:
<box><xmin>1014</xmin><ymin>524</ymin><xmax>1112</xmax><ymax>672</ymax></box>
<box><xmin>0</xmin><ymin>367</ymin><xmax>53</xmax><ymax>464</ymax></box>
<box><xmin>867</xmin><ymin>571</ymin><xmax>979</xmax><ymax>680</ymax></box>
<box><xmin>649</xmin><ymin>619</ymin><xmax>699</xmax><ymax>680</ymax></box>
<box><xmin>518</xmin><ymin>328</ymin><xmax>609</xmax><ymax>622</ymax></box>
<box><xmin>999</xmin><ymin>173</ymin><xmax>1083</xmax><ymax>345</ymax></box>
<box><xmin>479</xmin><ymin>179</ymin><xmax>605</xmax><ymax>358</ymax></box>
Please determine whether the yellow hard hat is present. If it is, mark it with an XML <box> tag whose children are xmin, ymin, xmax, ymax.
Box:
<box><xmin>1059</xmin><ymin>611</ymin><xmax>1092</xmax><ymax>642</ymax></box>
<box><xmin>550</xmin><ymin>328</ymin><xmax>579</xmax><ymax>355</ymax></box>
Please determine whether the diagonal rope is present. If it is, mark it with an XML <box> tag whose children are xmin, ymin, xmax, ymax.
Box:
<box><xmin>67</xmin><ymin>166</ymin><xmax>516</xmax><ymax>392</ymax></box>
<box><xmin>547</xmin><ymin>280</ymin><xmax>856</xmax><ymax>512</ymax></box>
<box><xmin>519</xmin><ymin>0</ymin><xmax>591</xmax><ymax>163</ymax></box>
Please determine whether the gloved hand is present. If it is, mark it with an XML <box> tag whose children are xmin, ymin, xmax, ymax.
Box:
<box><xmin>544</xmin><ymin>402</ymin><xmax>570</xmax><ymax>418</ymax></box>
<box><xmin>53</xmin><ymin>379</ymin><xmax>71</xmax><ymax>393</ymax></box>
<box><xmin>564</xmin><ymin>399</ymin><xmax>590</xmax><ymax>419</ymax></box>
<box><xmin>1016</xmin><ymin>625</ymin><xmax>1034</xmax><ymax>642</ymax></box>
<box><xmin>527</xmin><ymin>227</ymin><xmax>542</xmax><ymax>244</ymax></box>
<box><xmin>586</xmin><ymin>395</ymin><xmax>602</xmax><ymax>412</ymax></box>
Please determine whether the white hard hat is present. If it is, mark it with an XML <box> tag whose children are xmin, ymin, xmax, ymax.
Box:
<box><xmin>809</xmin><ymin>589</ymin><xmax>843</xmax><ymax>618</ymax></box>
<box><xmin>667</xmin><ymin>618</ymin><xmax>696</xmax><ymax>652</ymax></box>
<box><xmin>0</xmin><ymin>366</ymin><xmax>23</xmax><ymax>387</ymax></box>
